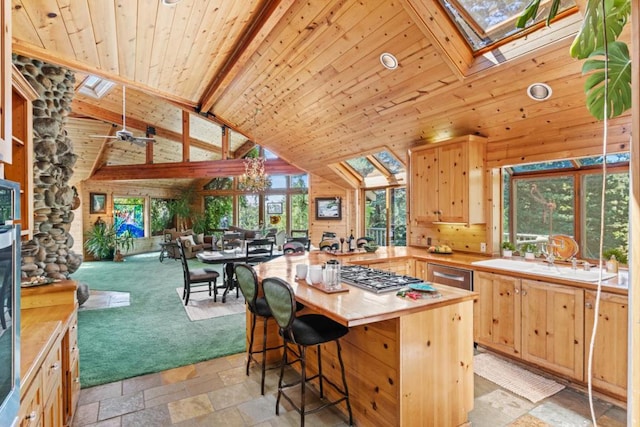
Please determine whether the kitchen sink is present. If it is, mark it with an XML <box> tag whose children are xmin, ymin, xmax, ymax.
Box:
<box><xmin>471</xmin><ymin>258</ymin><xmax>617</xmax><ymax>283</ymax></box>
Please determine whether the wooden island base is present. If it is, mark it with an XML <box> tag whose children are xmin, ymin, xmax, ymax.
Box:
<box><xmin>250</xmin><ymin>250</ymin><xmax>476</xmax><ymax>426</ymax></box>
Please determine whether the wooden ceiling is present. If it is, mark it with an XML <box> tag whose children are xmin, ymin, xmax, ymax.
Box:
<box><xmin>11</xmin><ymin>0</ymin><xmax>632</xmax><ymax>189</ymax></box>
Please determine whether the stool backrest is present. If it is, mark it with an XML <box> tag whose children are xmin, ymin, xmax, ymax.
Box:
<box><xmin>262</xmin><ymin>277</ymin><xmax>296</xmax><ymax>338</ymax></box>
<box><xmin>235</xmin><ymin>263</ymin><xmax>258</xmax><ymax>312</ymax></box>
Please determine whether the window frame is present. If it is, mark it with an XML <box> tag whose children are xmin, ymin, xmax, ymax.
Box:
<box><xmin>504</xmin><ymin>163</ymin><xmax>629</xmax><ymax>263</ymax></box>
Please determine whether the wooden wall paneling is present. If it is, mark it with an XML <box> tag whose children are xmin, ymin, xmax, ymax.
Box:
<box><xmin>400</xmin><ymin>0</ymin><xmax>473</xmax><ymax>78</ymax></box>
<box><xmin>309</xmin><ymin>174</ymin><xmax>349</xmax><ymax>245</ymax></box>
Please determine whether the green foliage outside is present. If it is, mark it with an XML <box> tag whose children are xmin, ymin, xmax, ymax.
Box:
<box><xmin>204</xmin><ymin>196</ymin><xmax>233</xmax><ymax>230</ymax></box>
<box><xmin>582</xmin><ymin>172</ymin><xmax>629</xmax><ymax>262</ymax></box>
<box><xmin>291</xmin><ymin>194</ymin><xmax>309</xmax><ymax>231</ymax></box>
<box><xmin>150</xmin><ymin>198</ymin><xmax>173</xmax><ymax>236</ymax></box>
<box><xmin>364</xmin><ymin>188</ymin><xmax>406</xmax><ymax>246</ymax></box>
<box><xmin>509</xmin><ymin>169</ymin><xmax>629</xmax><ymax>263</ymax></box>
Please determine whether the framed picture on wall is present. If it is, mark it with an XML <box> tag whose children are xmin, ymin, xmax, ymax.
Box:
<box><xmin>315</xmin><ymin>197</ymin><xmax>341</xmax><ymax>220</ymax></box>
<box><xmin>267</xmin><ymin>202</ymin><xmax>283</xmax><ymax>215</ymax></box>
<box><xmin>90</xmin><ymin>193</ymin><xmax>107</xmax><ymax>214</ymax></box>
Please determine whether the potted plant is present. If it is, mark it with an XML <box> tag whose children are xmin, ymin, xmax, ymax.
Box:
<box><xmin>85</xmin><ymin>223</ymin><xmax>135</xmax><ymax>261</ymax></box>
<box><xmin>502</xmin><ymin>241</ymin><xmax>516</xmax><ymax>258</ymax></box>
<box><xmin>519</xmin><ymin>242</ymin><xmax>538</xmax><ymax>260</ymax></box>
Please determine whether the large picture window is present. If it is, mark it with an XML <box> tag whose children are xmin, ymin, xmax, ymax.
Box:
<box><xmin>505</xmin><ymin>154</ymin><xmax>629</xmax><ymax>264</ymax></box>
<box><xmin>150</xmin><ymin>198</ymin><xmax>174</xmax><ymax>236</ymax></box>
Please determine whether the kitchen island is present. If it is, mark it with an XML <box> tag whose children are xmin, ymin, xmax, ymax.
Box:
<box><xmin>250</xmin><ymin>249</ymin><xmax>477</xmax><ymax>427</ymax></box>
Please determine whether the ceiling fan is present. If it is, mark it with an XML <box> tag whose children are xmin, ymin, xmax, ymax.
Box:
<box><xmin>91</xmin><ymin>86</ymin><xmax>155</xmax><ymax>147</ymax></box>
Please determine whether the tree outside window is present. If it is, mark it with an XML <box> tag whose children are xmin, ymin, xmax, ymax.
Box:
<box><xmin>150</xmin><ymin>198</ymin><xmax>174</xmax><ymax>236</ymax></box>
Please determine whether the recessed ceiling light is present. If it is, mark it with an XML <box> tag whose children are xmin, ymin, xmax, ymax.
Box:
<box><xmin>527</xmin><ymin>83</ymin><xmax>552</xmax><ymax>101</ymax></box>
<box><xmin>380</xmin><ymin>53</ymin><xmax>398</xmax><ymax>70</ymax></box>
<box><xmin>162</xmin><ymin>0</ymin><xmax>181</xmax><ymax>5</ymax></box>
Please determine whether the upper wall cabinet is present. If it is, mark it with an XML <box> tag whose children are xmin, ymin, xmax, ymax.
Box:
<box><xmin>408</xmin><ymin>135</ymin><xmax>486</xmax><ymax>224</ymax></box>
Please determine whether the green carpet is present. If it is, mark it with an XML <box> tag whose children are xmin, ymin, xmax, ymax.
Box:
<box><xmin>71</xmin><ymin>252</ymin><xmax>245</xmax><ymax>388</ymax></box>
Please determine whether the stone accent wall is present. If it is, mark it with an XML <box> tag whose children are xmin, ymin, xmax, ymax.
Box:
<box><xmin>13</xmin><ymin>55</ymin><xmax>82</xmax><ymax>279</ymax></box>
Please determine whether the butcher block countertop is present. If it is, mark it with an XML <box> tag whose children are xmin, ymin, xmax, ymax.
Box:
<box><xmin>253</xmin><ymin>248</ymin><xmax>478</xmax><ymax>327</ymax></box>
<box><xmin>294</xmin><ymin>246</ymin><xmax>628</xmax><ymax>296</ymax></box>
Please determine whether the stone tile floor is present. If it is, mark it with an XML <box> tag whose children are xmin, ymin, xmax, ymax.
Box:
<box><xmin>72</xmin><ymin>351</ymin><xmax>627</xmax><ymax>426</ymax></box>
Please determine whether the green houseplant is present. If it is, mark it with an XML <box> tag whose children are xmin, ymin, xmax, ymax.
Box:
<box><xmin>85</xmin><ymin>223</ymin><xmax>135</xmax><ymax>261</ymax></box>
<box><xmin>502</xmin><ymin>241</ymin><xmax>516</xmax><ymax>258</ymax></box>
<box><xmin>519</xmin><ymin>242</ymin><xmax>538</xmax><ymax>259</ymax></box>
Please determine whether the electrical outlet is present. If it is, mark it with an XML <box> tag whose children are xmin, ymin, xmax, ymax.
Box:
<box><xmin>427</xmin><ymin>237</ymin><xmax>432</xmax><ymax>246</ymax></box>
<box><xmin>480</xmin><ymin>242</ymin><xmax>487</xmax><ymax>252</ymax></box>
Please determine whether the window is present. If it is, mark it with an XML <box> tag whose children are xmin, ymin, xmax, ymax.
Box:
<box><xmin>113</xmin><ymin>197</ymin><xmax>145</xmax><ymax>238</ymax></box>
<box><xmin>238</xmin><ymin>195</ymin><xmax>259</xmax><ymax>230</ymax></box>
<box><xmin>364</xmin><ymin>187</ymin><xmax>407</xmax><ymax>246</ymax></box>
<box><xmin>341</xmin><ymin>150</ymin><xmax>406</xmax><ymax>188</ymax></box>
<box><xmin>203</xmin><ymin>196</ymin><xmax>233</xmax><ymax>230</ymax></box>
<box><xmin>150</xmin><ymin>198</ymin><xmax>174</xmax><ymax>236</ymax></box>
<box><xmin>439</xmin><ymin>0</ymin><xmax>577</xmax><ymax>51</ymax></box>
<box><xmin>291</xmin><ymin>194</ymin><xmax>309</xmax><ymax>231</ymax></box>
<box><xmin>78</xmin><ymin>75</ymin><xmax>115</xmax><ymax>98</ymax></box>
<box><xmin>505</xmin><ymin>155</ymin><xmax>629</xmax><ymax>263</ymax></box>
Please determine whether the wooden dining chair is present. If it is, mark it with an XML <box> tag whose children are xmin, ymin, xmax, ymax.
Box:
<box><xmin>176</xmin><ymin>239</ymin><xmax>220</xmax><ymax>305</ymax></box>
<box><xmin>245</xmin><ymin>238</ymin><xmax>274</xmax><ymax>265</ymax></box>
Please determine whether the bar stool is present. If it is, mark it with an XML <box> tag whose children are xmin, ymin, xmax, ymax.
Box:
<box><xmin>262</xmin><ymin>277</ymin><xmax>353</xmax><ymax>426</ymax></box>
<box><xmin>234</xmin><ymin>264</ymin><xmax>302</xmax><ymax>395</ymax></box>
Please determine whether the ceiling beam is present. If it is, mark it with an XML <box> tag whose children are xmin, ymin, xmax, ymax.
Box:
<box><xmin>90</xmin><ymin>158</ymin><xmax>304</xmax><ymax>181</ymax></box>
<box><xmin>199</xmin><ymin>0</ymin><xmax>297</xmax><ymax>112</ymax></box>
<box><xmin>71</xmin><ymin>99</ymin><xmax>221</xmax><ymax>154</ymax></box>
<box><xmin>12</xmin><ymin>39</ymin><xmax>254</xmax><ymax>142</ymax></box>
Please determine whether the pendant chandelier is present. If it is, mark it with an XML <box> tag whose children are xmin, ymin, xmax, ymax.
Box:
<box><xmin>239</xmin><ymin>157</ymin><xmax>271</xmax><ymax>192</ymax></box>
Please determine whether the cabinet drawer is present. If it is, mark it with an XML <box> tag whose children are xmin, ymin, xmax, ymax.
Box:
<box><xmin>18</xmin><ymin>373</ymin><xmax>43</xmax><ymax>427</ymax></box>
<box><xmin>42</xmin><ymin>340</ymin><xmax>63</xmax><ymax>401</ymax></box>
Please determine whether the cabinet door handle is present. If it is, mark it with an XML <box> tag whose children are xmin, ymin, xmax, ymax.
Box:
<box><xmin>514</xmin><ymin>288</ymin><xmax>520</xmax><ymax>294</ymax></box>
<box><xmin>585</xmin><ymin>302</ymin><xmax>593</xmax><ymax>309</ymax></box>
<box><xmin>521</xmin><ymin>290</ymin><xmax>527</xmax><ymax>296</ymax></box>
<box><xmin>433</xmin><ymin>271</ymin><xmax>465</xmax><ymax>282</ymax></box>
<box><xmin>51</xmin><ymin>362</ymin><xmax>60</xmax><ymax>371</ymax></box>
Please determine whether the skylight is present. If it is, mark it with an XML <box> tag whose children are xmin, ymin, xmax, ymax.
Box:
<box><xmin>439</xmin><ymin>0</ymin><xmax>577</xmax><ymax>51</ymax></box>
<box><xmin>79</xmin><ymin>75</ymin><xmax>115</xmax><ymax>98</ymax></box>
<box><xmin>342</xmin><ymin>150</ymin><xmax>406</xmax><ymax>187</ymax></box>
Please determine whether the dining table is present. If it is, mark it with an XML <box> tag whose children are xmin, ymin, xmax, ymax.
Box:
<box><xmin>196</xmin><ymin>249</ymin><xmax>246</xmax><ymax>303</ymax></box>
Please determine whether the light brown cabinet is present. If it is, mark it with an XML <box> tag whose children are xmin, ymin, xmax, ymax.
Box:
<box><xmin>4</xmin><ymin>66</ymin><xmax>37</xmax><ymax>239</ymax></box>
<box><xmin>584</xmin><ymin>291</ymin><xmax>628</xmax><ymax>398</ymax></box>
<box><xmin>474</xmin><ymin>272</ymin><xmax>585</xmax><ymax>381</ymax></box>
<box><xmin>473</xmin><ymin>271</ymin><xmax>521</xmax><ymax>357</ymax></box>
<box><xmin>520</xmin><ymin>279</ymin><xmax>584</xmax><ymax>380</ymax></box>
<box><xmin>474</xmin><ymin>269</ymin><xmax>628</xmax><ymax>399</ymax></box>
<box><xmin>408</xmin><ymin>135</ymin><xmax>486</xmax><ymax>224</ymax></box>
<box><xmin>21</xmin><ymin>281</ymin><xmax>80</xmax><ymax>426</ymax></box>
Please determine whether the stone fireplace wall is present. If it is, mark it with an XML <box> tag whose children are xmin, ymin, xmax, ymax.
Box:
<box><xmin>13</xmin><ymin>55</ymin><xmax>83</xmax><ymax>279</ymax></box>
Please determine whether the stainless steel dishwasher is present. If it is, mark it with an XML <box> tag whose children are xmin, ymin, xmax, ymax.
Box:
<box><xmin>427</xmin><ymin>263</ymin><xmax>473</xmax><ymax>291</ymax></box>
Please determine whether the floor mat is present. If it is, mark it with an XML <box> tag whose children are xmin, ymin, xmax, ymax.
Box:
<box><xmin>175</xmin><ymin>287</ymin><xmax>245</xmax><ymax>321</ymax></box>
<box><xmin>474</xmin><ymin>352</ymin><xmax>565</xmax><ymax>403</ymax></box>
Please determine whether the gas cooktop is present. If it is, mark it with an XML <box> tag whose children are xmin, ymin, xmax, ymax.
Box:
<box><xmin>340</xmin><ymin>264</ymin><xmax>423</xmax><ymax>293</ymax></box>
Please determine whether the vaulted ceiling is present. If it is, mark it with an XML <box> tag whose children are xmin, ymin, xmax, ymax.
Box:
<box><xmin>11</xmin><ymin>0</ymin><xmax>632</xmax><ymax>189</ymax></box>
